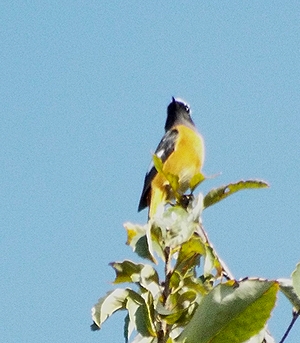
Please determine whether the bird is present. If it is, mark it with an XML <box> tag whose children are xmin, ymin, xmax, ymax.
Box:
<box><xmin>138</xmin><ymin>97</ymin><xmax>205</xmax><ymax>218</ymax></box>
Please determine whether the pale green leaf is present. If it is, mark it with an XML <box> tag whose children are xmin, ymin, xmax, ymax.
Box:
<box><xmin>203</xmin><ymin>244</ymin><xmax>216</xmax><ymax>277</ymax></box>
<box><xmin>161</xmin><ymin>309</ymin><xmax>186</xmax><ymax>325</ymax></box>
<box><xmin>278</xmin><ymin>278</ymin><xmax>300</xmax><ymax>311</ymax></box>
<box><xmin>110</xmin><ymin>260</ymin><xmax>160</xmax><ymax>297</ymax></box>
<box><xmin>124</xmin><ymin>222</ymin><xmax>146</xmax><ymax>247</ymax></box>
<box><xmin>92</xmin><ymin>288</ymin><xmax>157</xmax><ymax>337</ymax></box>
<box><xmin>152</xmin><ymin>154</ymin><xmax>179</xmax><ymax>193</ymax></box>
<box><xmin>131</xmin><ymin>334</ymin><xmax>157</xmax><ymax>343</ymax></box>
<box><xmin>292</xmin><ymin>262</ymin><xmax>300</xmax><ymax>298</ymax></box>
<box><xmin>260</xmin><ymin>330</ymin><xmax>276</xmax><ymax>343</ymax></box>
<box><xmin>111</xmin><ymin>260</ymin><xmax>145</xmax><ymax>284</ymax></box>
<box><xmin>147</xmin><ymin>222</ymin><xmax>164</xmax><ymax>263</ymax></box>
<box><xmin>152</xmin><ymin>154</ymin><xmax>164</xmax><ymax>174</ymax></box>
<box><xmin>166</xmin><ymin>172</ymin><xmax>180</xmax><ymax>194</ymax></box>
<box><xmin>189</xmin><ymin>172</ymin><xmax>205</xmax><ymax>192</ymax></box>
<box><xmin>187</xmin><ymin>193</ymin><xmax>204</xmax><ymax>222</ymax></box>
<box><xmin>124</xmin><ymin>313</ymin><xmax>133</xmax><ymax>343</ymax></box>
<box><xmin>182</xmin><ymin>277</ymin><xmax>208</xmax><ymax>296</ymax></box>
<box><xmin>124</xmin><ymin>222</ymin><xmax>156</xmax><ymax>263</ymax></box>
<box><xmin>203</xmin><ymin>180</ymin><xmax>269</xmax><ymax>209</ymax></box>
<box><xmin>91</xmin><ymin>288</ymin><xmax>129</xmax><ymax>329</ymax></box>
<box><xmin>175</xmin><ymin>235</ymin><xmax>205</xmax><ymax>275</ymax></box>
<box><xmin>137</xmin><ymin>236</ymin><xmax>157</xmax><ymax>263</ymax></box>
<box><xmin>153</xmin><ymin>154</ymin><xmax>181</xmax><ymax>194</ymax></box>
<box><xmin>159</xmin><ymin>296</ymin><xmax>198</xmax><ymax>326</ymax></box>
<box><xmin>126</xmin><ymin>289</ymin><xmax>157</xmax><ymax>337</ymax></box>
<box><xmin>177</xmin><ymin>290</ymin><xmax>197</xmax><ymax>308</ymax></box>
<box><xmin>242</xmin><ymin>326</ymin><xmax>275</xmax><ymax>343</ymax></box>
<box><xmin>139</xmin><ymin>264</ymin><xmax>161</xmax><ymax>297</ymax></box>
<box><xmin>111</xmin><ymin>260</ymin><xmax>161</xmax><ymax>299</ymax></box>
<box><xmin>176</xmin><ymin>279</ymin><xmax>278</xmax><ymax>343</ymax></box>
<box><xmin>169</xmin><ymin>271</ymin><xmax>181</xmax><ymax>291</ymax></box>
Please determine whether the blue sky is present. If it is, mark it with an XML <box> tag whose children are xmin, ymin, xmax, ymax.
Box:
<box><xmin>1</xmin><ymin>1</ymin><xmax>299</xmax><ymax>342</ymax></box>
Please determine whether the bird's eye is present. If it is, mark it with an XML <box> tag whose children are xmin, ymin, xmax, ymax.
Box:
<box><xmin>185</xmin><ymin>104</ymin><xmax>190</xmax><ymax>113</ymax></box>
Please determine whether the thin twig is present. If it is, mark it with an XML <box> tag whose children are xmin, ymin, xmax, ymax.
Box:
<box><xmin>157</xmin><ymin>246</ymin><xmax>172</xmax><ymax>343</ymax></box>
<box><xmin>279</xmin><ymin>309</ymin><xmax>299</xmax><ymax>343</ymax></box>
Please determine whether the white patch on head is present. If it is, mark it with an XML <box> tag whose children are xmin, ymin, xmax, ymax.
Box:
<box><xmin>173</xmin><ymin>97</ymin><xmax>187</xmax><ymax>105</ymax></box>
<box><xmin>173</xmin><ymin>97</ymin><xmax>191</xmax><ymax>113</ymax></box>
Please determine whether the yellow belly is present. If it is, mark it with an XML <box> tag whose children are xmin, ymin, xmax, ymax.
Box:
<box><xmin>149</xmin><ymin>125</ymin><xmax>204</xmax><ymax>217</ymax></box>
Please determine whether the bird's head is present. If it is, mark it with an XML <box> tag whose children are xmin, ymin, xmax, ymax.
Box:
<box><xmin>165</xmin><ymin>97</ymin><xmax>194</xmax><ymax>131</ymax></box>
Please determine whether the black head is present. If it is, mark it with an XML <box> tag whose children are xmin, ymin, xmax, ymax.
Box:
<box><xmin>165</xmin><ymin>97</ymin><xmax>195</xmax><ymax>131</ymax></box>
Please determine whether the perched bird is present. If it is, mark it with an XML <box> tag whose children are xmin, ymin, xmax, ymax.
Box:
<box><xmin>138</xmin><ymin>97</ymin><xmax>205</xmax><ymax>218</ymax></box>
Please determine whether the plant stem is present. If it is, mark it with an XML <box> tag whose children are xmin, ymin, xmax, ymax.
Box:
<box><xmin>158</xmin><ymin>246</ymin><xmax>172</xmax><ymax>343</ymax></box>
<box><xmin>279</xmin><ymin>309</ymin><xmax>299</xmax><ymax>343</ymax></box>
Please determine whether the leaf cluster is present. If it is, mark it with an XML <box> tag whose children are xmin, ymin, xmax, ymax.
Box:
<box><xmin>91</xmin><ymin>176</ymin><xmax>300</xmax><ymax>343</ymax></box>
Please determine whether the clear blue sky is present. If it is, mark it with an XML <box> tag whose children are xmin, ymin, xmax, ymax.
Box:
<box><xmin>1</xmin><ymin>2</ymin><xmax>299</xmax><ymax>342</ymax></box>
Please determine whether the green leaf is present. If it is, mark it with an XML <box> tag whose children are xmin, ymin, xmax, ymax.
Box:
<box><xmin>147</xmin><ymin>222</ymin><xmax>164</xmax><ymax>263</ymax></box>
<box><xmin>139</xmin><ymin>264</ymin><xmax>161</xmax><ymax>297</ymax></box>
<box><xmin>176</xmin><ymin>279</ymin><xmax>278</xmax><ymax>343</ymax></box>
<box><xmin>152</xmin><ymin>154</ymin><xmax>164</xmax><ymax>174</ymax></box>
<box><xmin>203</xmin><ymin>244</ymin><xmax>216</xmax><ymax>277</ymax></box>
<box><xmin>137</xmin><ymin>236</ymin><xmax>157</xmax><ymax>263</ymax></box>
<box><xmin>182</xmin><ymin>277</ymin><xmax>209</xmax><ymax>297</ymax></box>
<box><xmin>278</xmin><ymin>278</ymin><xmax>300</xmax><ymax>311</ymax></box>
<box><xmin>124</xmin><ymin>222</ymin><xmax>145</xmax><ymax>246</ymax></box>
<box><xmin>111</xmin><ymin>260</ymin><xmax>145</xmax><ymax>284</ymax></box>
<box><xmin>163</xmin><ymin>304</ymin><xmax>198</xmax><ymax>328</ymax></box>
<box><xmin>166</xmin><ymin>171</ymin><xmax>180</xmax><ymax>194</ymax></box>
<box><xmin>159</xmin><ymin>290</ymin><xmax>199</xmax><ymax>326</ymax></box>
<box><xmin>126</xmin><ymin>290</ymin><xmax>157</xmax><ymax>337</ymax></box>
<box><xmin>189</xmin><ymin>172</ymin><xmax>206</xmax><ymax>192</ymax></box>
<box><xmin>169</xmin><ymin>270</ymin><xmax>181</xmax><ymax>291</ymax></box>
<box><xmin>292</xmin><ymin>262</ymin><xmax>300</xmax><ymax>298</ymax></box>
<box><xmin>153</xmin><ymin>154</ymin><xmax>180</xmax><ymax>194</ymax></box>
<box><xmin>110</xmin><ymin>261</ymin><xmax>161</xmax><ymax>299</ymax></box>
<box><xmin>129</xmin><ymin>334</ymin><xmax>157</xmax><ymax>343</ymax></box>
<box><xmin>187</xmin><ymin>193</ymin><xmax>204</xmax><ymax>223</ymax></box>
<box><xmin>203</xmin><ymin>180</ymin><xmax>269</xmax><ymax>209</ymax></box>
<box><xmin>175</xmin><ymin>235</ymin><xmax>205</xmax><ymax>275</ymax></box>
<box><xmin>124</xmin><ymin>222</ymin><xmax>156</xmax><ymax>263</ymax></box>
<box><xmin>92</xmin><ymin>288</ymin><xmax>157</xmax><ymax>337</ymax></box>
<box><xmin>161</xmin><ymin>308</ymin><xmax>187</xmax><ymax>325</ymax></box>
<box><xmin>177</xmin><ymin>290</ymin><xmax>197</xmax><ymax>307</ymax></box>
<box><xmin>91</xmin><ymin>288</ymin><xmax>129</xmax><ymax>330</ymax></box>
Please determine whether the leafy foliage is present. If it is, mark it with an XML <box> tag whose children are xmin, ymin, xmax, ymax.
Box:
<box><xmin>292</xmin><ymin>263</ymin><xmax>300</xmax><ymax>300</ymax></box>
<box><xmin>91</xmin><ymin>174</ymin><xmax>298</xmax><ymax>343</ymax></box>
<box><xmin>176</xmin><ymin>279</ymin><xmax>278</xmax><ymax>343</ymax></box>
<box><xmin>203</xmin><ymin>180</ymin><xmax>269</xmax><ymax>209</ymax></box>
<box><xmin>278</xmin><ymin>264</ymin><xmax>300</xmax><ymax>312</ymax></box>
